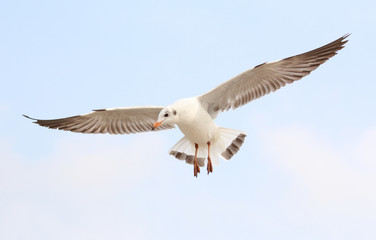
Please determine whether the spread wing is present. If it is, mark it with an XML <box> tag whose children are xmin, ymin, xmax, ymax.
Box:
<box><xmin>199</xmin><ymin>34</ymin><xmax>349</xmax><ymax>118</ymax></box>
<box><xmin>23</xmin><ymin>106</ymin><xmax>175</xmax><ymax>134</ymax></box>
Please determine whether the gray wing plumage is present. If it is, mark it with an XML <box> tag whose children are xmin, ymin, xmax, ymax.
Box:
<box><xmin>23</xmin><ymin>106</ymin><xmax>175</xmax><ymax>134</ymax></box>
<box><xmin>199</xmin><ymin>34</ymin><xmax>349</xmax><ymax>118</ymax></box>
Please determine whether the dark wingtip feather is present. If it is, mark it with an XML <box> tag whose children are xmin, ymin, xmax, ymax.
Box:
<box><xmin>343</xmin><ymin>33</ymin><xmax>351</xmax><ymax>39</ymax></box>
<box><xmin>22</xmin><ymin>114</ymin><xmax>38</xmax><ymax>122</ymax></box>
<box><xmin>338</xmin><ymin>33</ymin><xmax>351</xmax><ymax>46</ymax></box>
<box><xmin>340</xmin><ymin>33</ymin><xmax>351</xmax><ymax>46</ymax></box>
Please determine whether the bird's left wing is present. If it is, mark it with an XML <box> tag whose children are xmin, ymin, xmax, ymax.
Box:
<box><xmin>198</xmin><ymin>34</ymin><xmax>349</xmax><ymax>118</ymax></box>
<box><xmin>23</xmin><ymin>106</ymin><xmax>175</xmax><ymax>134</ymax></box>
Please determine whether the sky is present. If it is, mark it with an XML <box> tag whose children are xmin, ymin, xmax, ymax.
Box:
<box><xmin>1</xmin><ymin>0</ymin><xmax>376</xmax><ymax>239</ymax></box>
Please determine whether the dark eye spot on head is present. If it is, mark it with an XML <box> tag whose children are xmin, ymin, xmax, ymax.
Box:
<box><xmin>173</xmin><ymin>110</ymin><xmax>177</xmax><ymax>115</ymax></box>
<box><xmin>164</xmin><ymin>113</ymin><xmax>169</xmax><ymax>117</ymax></box>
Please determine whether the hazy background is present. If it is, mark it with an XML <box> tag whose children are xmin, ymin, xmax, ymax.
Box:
<box><xmin>1</xmin><ymin>0</ymin><xmax>376</xmax><ymax>239</ymax></box>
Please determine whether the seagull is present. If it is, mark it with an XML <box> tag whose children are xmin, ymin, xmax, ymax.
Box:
<box><xmin>24</xmin><ymin>34</ymin><xmax>349</xmax><ymax>177</ymax></box>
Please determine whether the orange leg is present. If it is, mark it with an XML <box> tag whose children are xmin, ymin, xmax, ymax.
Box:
<box><xmin>193</xmin><ymin>143</ymin><xmax>200</xmax><ymax>177</ymax></box>
<box><xmin>207</xmin><ymin>141</ymin><xmax>213</xmax><ymax>174</ymax></box>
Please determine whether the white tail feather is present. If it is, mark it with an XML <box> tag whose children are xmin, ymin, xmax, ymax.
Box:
<box><xmin>169</xmin><ymin>127</ymin><xmax>246</xmax><ymax>167</ymax></box>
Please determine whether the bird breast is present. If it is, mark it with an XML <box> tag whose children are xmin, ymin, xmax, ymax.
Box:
<box><xmin>174</xmin><ymin>98</ymin><xmax>218</xmax><ymax>145</ymax></box>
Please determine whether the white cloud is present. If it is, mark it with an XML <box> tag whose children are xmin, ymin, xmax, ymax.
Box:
<box><xmin>0</xmin><ymin>134</ymin><xmax>167</xmax><ymax>240</ymax></box>
<box><xmin>2</xmin><ymin>123</ymin><xmax>376</xmax><ymax>240</ymax></box>
<box><xmin>261</xmin><ymin>125</ymin><xmax>376</xmax><ymax>211</ymax></box>
<box><xmin>51</xmin><ymin>135</ymin><xmax>165</xmax><ymax>193</ymax></box>
<box><xmin>1</xmin><ymin>134</ymin><xmax>166</xmax><ymax>192</ymax></box>
<box><xmin>354</xmin><ymin>126</ymin><xmax>376</xmax><ymax>170</ymax></box>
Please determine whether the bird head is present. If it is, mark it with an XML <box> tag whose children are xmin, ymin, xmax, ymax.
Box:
<box><xmin>152</xmin><ymin>107</ymin><xmax>178</xmax><ymax>130</ymax></box>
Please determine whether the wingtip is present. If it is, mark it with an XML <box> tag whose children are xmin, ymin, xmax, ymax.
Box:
<box><xmin>22</xmin><ymin>114</ymin><xmax>38</xmax><ymax>122</ymax></box>
<box><xmin>23</xmin><ymin>114</ymin><xmax>32</xmax><ymax>119</ymax></box>
<box><xmin>341</xmin><ymin>33</ymin><xmax>351</xmax><ymax>44</ymax></box>
<box><xmin>343</xmin><ymin>33</ymin><xmax>351</xmax><ymax>38</ymax></box>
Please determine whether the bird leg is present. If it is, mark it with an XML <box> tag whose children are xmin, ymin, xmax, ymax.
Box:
<box><xmin>207</xmin><ymin>141</ymin><xmax>213</xmax><ymax>174</ymax></box>
<box><xmin>194</xmin><ymin>143</ymin><xmax>200</xmax><ymax>177</ymax></box>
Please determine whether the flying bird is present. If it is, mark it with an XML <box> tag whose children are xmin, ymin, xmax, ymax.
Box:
<box><xmin>24</xmin><ymin>34</ymin><xmax>349</xmax><ymax>177</ymax></box>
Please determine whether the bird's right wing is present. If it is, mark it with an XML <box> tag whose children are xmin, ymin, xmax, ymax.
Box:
<box><xmin>24</xmin><ymin>106</ymin><xmax>175</xmax><ymax>134</ymax></box>
<box><xmin>199</xmin><ymin>34</ymin><xmax>349</xmax><ymax>118</ymax></box>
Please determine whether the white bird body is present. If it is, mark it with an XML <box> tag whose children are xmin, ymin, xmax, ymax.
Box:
<box><xmin>24</xmin><ymin>35</ymin><xmax>349</xmax><ymax>176</ymax></box>
<box><xmin>165</xmin><ymin>97</ymin><xmax>245</xmax><ymax>168</ymax></box>
<box><xmin>172</xmin><ymin>97</ymin><xmax>218</xmax><ymax>145</ymax></box>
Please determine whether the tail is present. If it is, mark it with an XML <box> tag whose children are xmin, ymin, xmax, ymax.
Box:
<box><xmin>169</xmin><ymin>127</ymin><xmax>246</xmax><ymax>167</ymax></box>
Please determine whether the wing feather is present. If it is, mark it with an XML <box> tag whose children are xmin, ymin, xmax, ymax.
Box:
<box><xmin>199</xmin><ymin>34</ymin><xmax>349</xmax><ymax>117</ymax></box>
<box><xmin>23</xmin><ymin>106</ymin><xmax>175</xmax><ymax>134</ymax></box>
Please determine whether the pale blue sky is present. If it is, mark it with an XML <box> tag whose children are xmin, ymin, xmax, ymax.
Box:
<box><xmin>1</xmin><ymin>0</ymin><xmax>376</xmax><ymax>239</ymax></box>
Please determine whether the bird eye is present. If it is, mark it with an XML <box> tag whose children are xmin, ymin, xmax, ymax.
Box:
<box><xmin>164</xmin><ymin>113</ymin><xmax>169</xmax><ymax>117</ymax></box>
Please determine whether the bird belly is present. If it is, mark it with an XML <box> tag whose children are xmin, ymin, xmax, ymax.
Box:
<box><xmin>177</xmin><ymin>119</ymin><xmax>218</xmax><ymax>146</ymax></box>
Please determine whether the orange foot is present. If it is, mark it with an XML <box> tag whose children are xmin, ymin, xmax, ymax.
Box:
<box><xmin>207</xmin><ymin>157</ymin><xmax>213</xmax><ymax>175</ymax></box>
<box><xmin>194</xmin><ymin>161</ymin><xmax>200</xmax><ymax>177</ymax></box>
